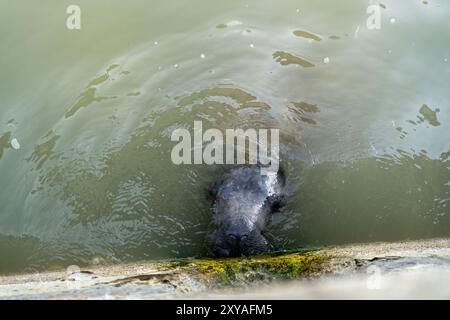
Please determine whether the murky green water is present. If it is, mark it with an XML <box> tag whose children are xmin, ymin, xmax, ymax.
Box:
<box><xmin>0</xmin><ymin>0</ymin><xmax>449</xmax><ymax>273</ymax></box>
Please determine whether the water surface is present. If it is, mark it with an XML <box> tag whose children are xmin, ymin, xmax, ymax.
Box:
<box><xmin>0</xmin><ymin>0</ymin><xmax>449</xmax><ymax>273</ymax></box>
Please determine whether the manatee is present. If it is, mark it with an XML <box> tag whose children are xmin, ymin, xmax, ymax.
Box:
<box><xmin>208</xmin><ymin>166</ymin><xmax>285</xmax><ymax>257</ymax></box>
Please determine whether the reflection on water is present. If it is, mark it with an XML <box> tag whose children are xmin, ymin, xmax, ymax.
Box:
<box><xmin>283</xmin><ymin>101</ymin><xmax>320</xmax><ymax>125</ymax></box>
<box><xmin>396</xmin><ymin>104</ymin><xmax>441</xmax><ymax>139</ymax></box>
<box><xmin>273</xmin><ymin>51</ymin><xmax>316</xmax><ymax>68</ymax></box>
<box><xmin>65</xmin><ymin>65</ymin><xmax>123</xmax><ymax>118</ymax></box>
<box><xmin>0</xmin><ymin>132</ymin><xmax>12</xmax><ymax>159</ymax></box>
<box><xmin>417</xmin><ymin>104</ymin><xmax>440</xmax><ymax>127</ymax></box>
<box><xmin>293</xmin><ymin>30</ymin><xmax>322</xmax><ymax>41</ymax></box>
<box><xmin>26</xmin><ymin>131</ymin><xmax>60</xmax><ymax>170</ymax></box>
<box><xmin>0</xmin><ymin>0</ymin><xmax>449</xmax><ymax>273</ymax></box>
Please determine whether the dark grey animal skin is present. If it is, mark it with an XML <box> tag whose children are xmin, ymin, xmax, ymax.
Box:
<box><xmin>208</xmin><ymin>166</ymin><xmax>285</xmax><ymax>257</ymax></box>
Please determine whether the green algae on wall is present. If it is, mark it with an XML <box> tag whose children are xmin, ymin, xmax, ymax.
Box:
<box><xmin>165</xmin><ymin>250</ymin><xmax>328</xmax><ymax>286</ymax></box>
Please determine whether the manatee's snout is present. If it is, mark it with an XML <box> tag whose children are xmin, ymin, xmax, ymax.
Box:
<box><xmin>227</xmin><ymin>233</ymin><xmax>248</xmax><ymax>243</ymax></box>
<box><xmin>209</xmin><ymin>229</ymin><xmax>268</xmax><ymax>257</ymax></box>
<box><xmin>224</xmin><ymin>232</ymin><xmax>250</xmax><ymax>256</ymax></box>
<box><xmin>225</xmin><ymin>222</ymin><xmax>251</xmax><ymax>246</ymax></box>
<box><xmin>224</xmin><ymin>233</ymin><xmax>246</xmax><ymax>257</ymax></box>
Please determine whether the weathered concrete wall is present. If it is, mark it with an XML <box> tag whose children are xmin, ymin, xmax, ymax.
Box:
<box><xmin>1</xmin><ymin>238</ymin><xmax>450</xmax><ymax>299</ymax></box>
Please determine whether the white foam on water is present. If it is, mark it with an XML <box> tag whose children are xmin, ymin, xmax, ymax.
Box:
<box><xmin>11</xmin><ymin>138</ymin><xmax>20</xmax><ymax>150</ymax></box>
<box><xmin>226</xmin><ymin>20</ymin><xmax>243</xmax><ymax>27</ymax></box>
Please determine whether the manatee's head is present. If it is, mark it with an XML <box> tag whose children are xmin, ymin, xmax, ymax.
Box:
<box><xmin>208</xmin><ymin>167</ymin><xmax>284</xmax><ymax>257</ymax></box>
